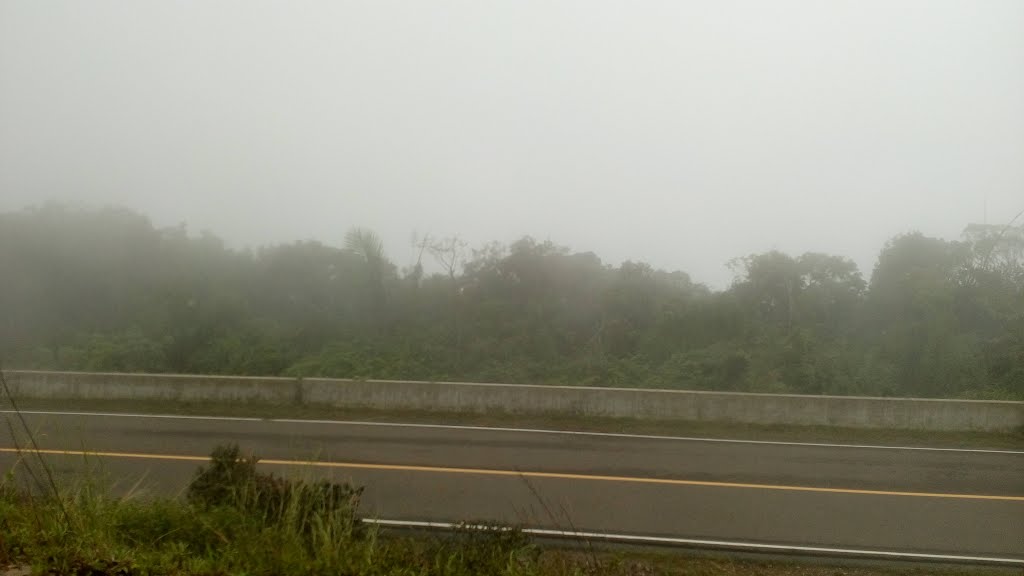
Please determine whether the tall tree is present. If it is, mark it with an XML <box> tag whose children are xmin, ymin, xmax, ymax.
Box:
<box><xmin>344</xmin><ymin>227</ymin><xmax>389</xmax><ymax>323</ymax></box>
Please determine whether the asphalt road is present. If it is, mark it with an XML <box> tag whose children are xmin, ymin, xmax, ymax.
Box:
<box><xmin>1</xmin><ymin>410</ymin><xmax>1022</xmax><ymax>563</ymax></box>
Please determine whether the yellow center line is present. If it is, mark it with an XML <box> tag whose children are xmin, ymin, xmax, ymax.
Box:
<box><xmin>2</xmin><ymin>447</ymin><xmax>1022</xmax><ymax>502</ymax></box>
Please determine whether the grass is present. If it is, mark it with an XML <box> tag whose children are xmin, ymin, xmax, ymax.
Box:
<box><xmin>0</xmin><ymin>446</ymin><xmax>1015</xmax><ymax>576</ymax></box>
<box><xmin>11</xmin><ymin>398</ymin><xmax>1024</xmax><ymax>451</ymax></box>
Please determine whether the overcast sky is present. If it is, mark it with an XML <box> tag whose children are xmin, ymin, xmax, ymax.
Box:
<box><xmin>1</xmin><ymin>1</ymin><xmax>1021</xmax><ymax>287</ymax></box>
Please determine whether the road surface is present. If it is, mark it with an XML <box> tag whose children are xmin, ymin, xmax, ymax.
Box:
<box><xmin>1</xmin><ymin>410</ymin><xmax>1022</xmax><ymax>564</ymax></box>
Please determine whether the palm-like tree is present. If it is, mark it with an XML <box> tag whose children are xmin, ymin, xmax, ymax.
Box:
<box><xmin>345</xmin><ymin>228</ymin><xmax>387</xmax><ymax>317</ymax></box>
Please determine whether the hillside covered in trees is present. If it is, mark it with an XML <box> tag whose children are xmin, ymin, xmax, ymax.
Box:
<box><xmin>1</xmin><ymin>204</ymin><xmax>1021</xmax><ymax>399</ymax></box>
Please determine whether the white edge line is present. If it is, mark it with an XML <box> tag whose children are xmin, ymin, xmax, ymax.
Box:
<box><xmin>362</xmin><ymin>519</ymin><xmax>1024</xmax><ymax>565</ymax></box>
<box><xmin>0</xmin><ymin>410</ymin><xmax>263</xmax><ymax>422</ymax></box>
<box><xmin>271</xmin><ymin>419</ymin><xmax>1024</xmax><ymax>455</ymax></box>
<box><xmin>3</xmin><ymin>410</ymin><xmax>1022</xmax><ymax>455</ymax></box>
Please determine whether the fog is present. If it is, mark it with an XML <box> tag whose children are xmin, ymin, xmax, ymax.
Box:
<box><xmin>1</xmin><ymin>0</ymin><xmax>1022</xmax><ymax>287</ymax></box>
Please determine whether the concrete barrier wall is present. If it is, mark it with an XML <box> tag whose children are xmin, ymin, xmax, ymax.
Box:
<box><xmin>2</xmin><ymin>371</ymin><xmax>299</xmax><ymax>404</ymax></box>
<box><xmin>3</xmin><ymin>370</ymin><xmax>1022</xmax><ymax>432</ymax></box>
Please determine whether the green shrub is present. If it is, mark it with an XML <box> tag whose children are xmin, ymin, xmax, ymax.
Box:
<box><xmin>187</xmin><ymin>444</ymin><xmax>364</xmax><ymax>536</ymax></box>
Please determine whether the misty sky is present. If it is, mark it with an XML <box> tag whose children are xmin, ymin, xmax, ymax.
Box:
<box><xmin>2</xmin><ymin>1</ymin><xmax>1022</xmax><ymax>287</ymax></box>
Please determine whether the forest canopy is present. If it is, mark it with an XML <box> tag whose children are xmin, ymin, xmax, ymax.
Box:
<box><xmin>1</xmin><ymin>204</ymin><xmax>1021</xmax><ymax>399</ymax></box>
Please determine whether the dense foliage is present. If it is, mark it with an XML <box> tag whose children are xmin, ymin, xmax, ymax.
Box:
<box><xmin>2</xmin><ymin>204</ymin><xmax>1022</xmax><ymax>399</ymax></box>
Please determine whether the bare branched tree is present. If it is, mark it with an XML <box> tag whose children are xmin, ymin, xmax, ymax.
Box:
<box><xmin>428</xmin><ymin>235</ymin><xmax>467</xmax><ymax>282</ymax></box>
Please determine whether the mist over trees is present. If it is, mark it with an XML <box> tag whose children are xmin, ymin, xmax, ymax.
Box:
<box><xmin>1</xmin><ymin>204</ymin><xmax>1021</xmax><ymax>399</ymax></box>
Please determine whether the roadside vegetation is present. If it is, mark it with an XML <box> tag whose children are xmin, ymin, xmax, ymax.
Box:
<box><xmin>2</xmin><ymin>205</ymin><xmax>1022</xmax><ymax>400</ymax></box>
<box><xmin>0</xmin><ymin>444</ymin><xmax>1009</xmax><ymax>576</ymax></box>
